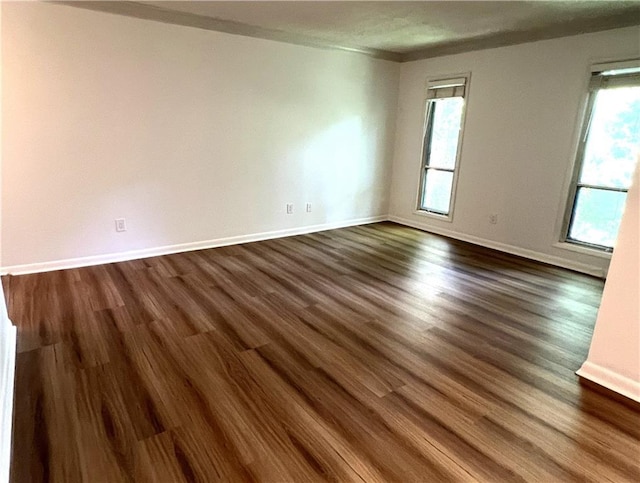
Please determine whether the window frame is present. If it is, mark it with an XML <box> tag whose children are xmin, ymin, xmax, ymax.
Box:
<box><xmin>415</xmin><ymin>73</ymin><xmax>470</xmax><ymax>222</ymax></box>
<box><xmin>560</xmin><ymin>61</ymin><xmax>640</xmax><ymax>252</ymax></box>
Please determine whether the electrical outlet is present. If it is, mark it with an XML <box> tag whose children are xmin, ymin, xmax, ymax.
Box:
<box><xmin>489</xmin><ymin>214</ymin><xmax>498</xmax><ymax>225</ymax></box>
<box><xmin>115</xmin><ymin>218</ymin><xmax>127</xmax><ymax>232</ymax></box>
<box><xmin>286</xmin><ymin>203</ymin><xmax>294</xmax><ymax>214</ymax></box>
<box><xmin>306</xmin><ymin>203</ymin><xmax>312</xmax><ymax>213</ymax></box>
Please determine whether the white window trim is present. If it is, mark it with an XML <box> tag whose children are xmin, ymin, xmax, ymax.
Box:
<box><xmin>414</xmin><ymin>72</ymin><xmax>471</xmax><ymax>222</ymax></box>
<box><xmin>556</xmin><ymin>58</ymin><xmax>640</xmax><ymax>254</ymax></box>
<box><xmin>552</xmin><ymin>241</ymin><xmax>612</xmax><ymax>259</ymax></box>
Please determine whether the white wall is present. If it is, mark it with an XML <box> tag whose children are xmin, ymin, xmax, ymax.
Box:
<box><xmin>1</xmin><ymin>2</ymin><xmax>399</xmax><ymax>271</ymax></box>
<box><xmin>389</xmin><ymin>27</ymin><xmax>640</xmax><ymax>276</ymax></box>
<box><xmin>577</xmin><ymin>166</ymin><xmax>640</xmax><ymax>402</ymax></box>
<box><xmin>1</xmin><ymin>4</ymin><xmax>637</xmax><ymax>279</ymax></box>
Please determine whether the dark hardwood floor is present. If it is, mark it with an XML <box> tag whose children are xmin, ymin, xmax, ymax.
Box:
<box><xmin>3</xmin><ymin>222</ymin><xmax>639</xmax><ymax>482</ymax></box>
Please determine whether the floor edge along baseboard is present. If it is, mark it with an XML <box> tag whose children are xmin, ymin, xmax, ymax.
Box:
<box><xmin>577</xmin><ymin>361</ymin><xmax>640</xmax><ymax>404</ymax></box>
<box><xmin>0</xmin><ymin>216</ymin><xmax>387</xmax><ymax>275</ymax></box>
<box><xmin>1</xmin><ymin>215</ymin><xmax>605</xmax><ymax>278</ymax></box>
<box><xmin>388</xmin><ymin>215</ymin><xmax>605</xmax><ymax>278</ymax></box>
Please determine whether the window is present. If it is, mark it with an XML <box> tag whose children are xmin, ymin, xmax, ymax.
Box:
<box><xmin>417</xmin><ymin>76</ymin><xmax>468</xmax><ymax>218</ymax></box>
<box><xmin>563</xmin><ymin>61</ymin><xmax>640</xmax><ymax>251</ymax></box>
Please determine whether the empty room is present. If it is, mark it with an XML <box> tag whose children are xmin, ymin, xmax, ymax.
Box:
<box><xmin>1</xmin><ymin>1</ymin><xmax>639</xmax><ymax>481</ymax></box>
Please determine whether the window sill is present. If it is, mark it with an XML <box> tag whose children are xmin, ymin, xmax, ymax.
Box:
<box><xmin>413</xmin><ymin>210</ymin><xmax>453</xmax><ymax>223</ymax></box>
<box><xmin>553</xmin><ymin>241</ymin><xmax>612</xmax><ymax>259</ymax></box>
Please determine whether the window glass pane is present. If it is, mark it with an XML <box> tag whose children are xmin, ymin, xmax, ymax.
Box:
<box><xmin>580</xmin><ymin>87</ymin><xmax>640</xmax><ymax>189</ymax></box>
<box><xmin>427</xmin><ymin>97</ymin><xmax>464</xmax><ymax>169</ymax></box>
<box><xmin>568</xmin><ymin>187</ymin><xmax>627</xmax><ymax>248</ymax></box>
<box><xmin>421</xmin><ymin>169</ymin><xmax>453</xmax><ymax>214</ymax></box>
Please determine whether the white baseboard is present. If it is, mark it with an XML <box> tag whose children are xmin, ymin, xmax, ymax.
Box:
<box><xmin>388</xmin><ymin>215</ymin><xmax>605</xmax><ymax>278</ymax></box>
<box><xmin>3</xmin><ymin>214</ymin><xmax>606</xmax><ymax>278</ymax></box>
<box><xmin>577</xmin><ymin>361</ymin><xmax>640</xmax><ymax>403</ymax></box>
<box><xmin>1</xmin><ymin>215</ymin><xmax>387</xmax><ymax>275</ymax></box>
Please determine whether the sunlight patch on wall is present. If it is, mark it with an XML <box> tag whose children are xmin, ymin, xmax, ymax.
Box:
<box><xmin>301</xmin><ymin>116</ymin><xmax>376</xmax><ymax>220</ymax></box>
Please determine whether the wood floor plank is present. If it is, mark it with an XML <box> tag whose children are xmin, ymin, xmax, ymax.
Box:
<box><xmin>5</xmin><ymin>222</ymin><xmax>639</xmax><ymax>482</ymax></box>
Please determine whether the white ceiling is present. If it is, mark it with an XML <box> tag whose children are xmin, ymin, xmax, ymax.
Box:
<box><xmin>61</xmin><ymin>1</ymin><xmax>640</xmax><ymax>61</ymax></box>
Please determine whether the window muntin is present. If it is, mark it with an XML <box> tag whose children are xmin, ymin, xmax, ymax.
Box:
<box><xmin>418</xmin><ymin>76</ymin><xmax>467</xmax><ymax>217</ymax></box>
<box><xmin>564</xmin><ymin>64</ymin><xmax>640</xmax><ymax>250</ymax></box>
